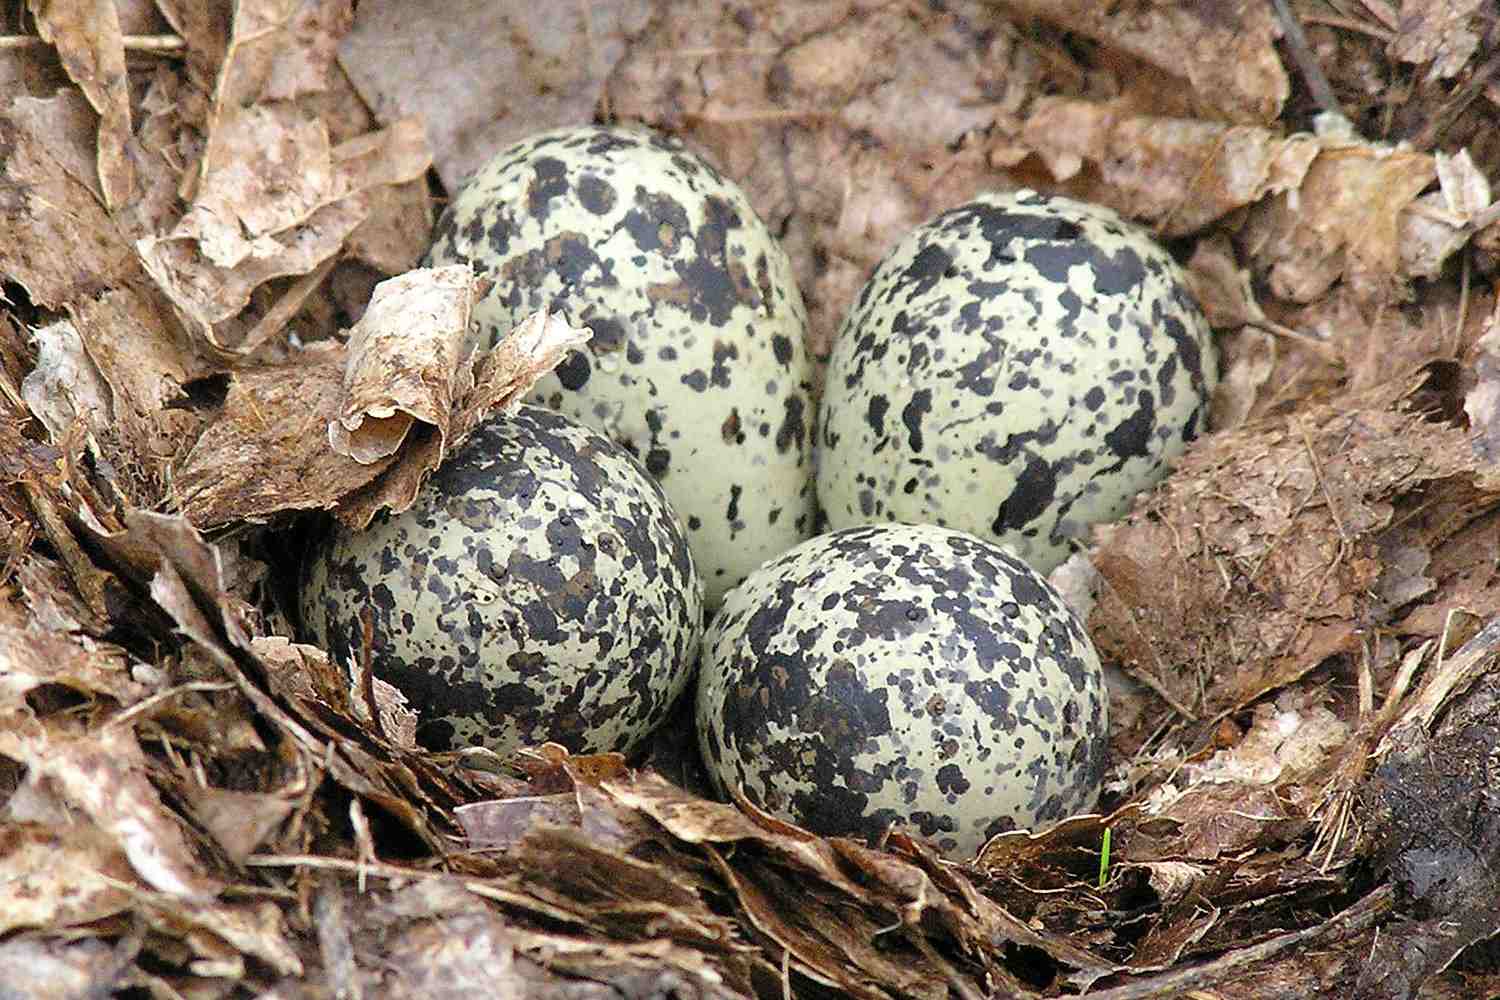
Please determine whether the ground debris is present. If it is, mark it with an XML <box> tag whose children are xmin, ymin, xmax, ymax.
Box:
<box><xmin>4</xmin><ymin>0</ymin><xmax>1500</xmax><ymax>996</ymax></box>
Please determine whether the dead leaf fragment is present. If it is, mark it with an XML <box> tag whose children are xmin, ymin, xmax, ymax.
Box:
<box><xmin>0</xmin><ymin>823</ymin><xmax>134</xmax><ymax>933</ymax></box>
<box><xmin>1090</xmin><ymin>370</ymin><xmax>1491</xmax><ymax>730</ymax></box>
<box><xmin>171</xmin><ymin>343</ymin><xmax>385</xmax><ymax>527</ymax></box>
<box><xmin>1022</xmin><ymin>99</ymin><xmax>1321</xmax><ymax>235</ymax></box>
<box><xmin>0</xmin><ymin>92</ymin><xmax>142</xmax><ymax>309</ymax></box>
<box><xmin>0</xmin><ymin>718</ymin><xmax>220</xmax><ymax>901</ymax></box>
<box><xmin>338</xmin><ymin>0</ymin><xmax>653</xmax><ymax>190</ymax></box>
<box><xmin>19</xmin><ymin>318</ymin><xmax>112</xmax><ymax>443</ymax></box>
<box><xmin>329</xmin><ymin>265</ymin><xmax>474</xmax><ymax>464</ymax></box>
<box><xmin>996</xmin><ymin>0</ymin><xmax>1288</xmax><ymax>123</ymax></box>
<box><xmin>138</xmin><ymin>113</ymin><xmax>431</xmax><ymax>352</ymax></box>
<box><xmin>32</xmin><ymin>0</ymin><xmax>135</xmax><ymax>209</ymax></box>
<box><xmin>1242</xmin><ymin>138</ymin><xmax>1436</xmax><ymax>302</ymax></box>
<box><xmin>334</xmin><ymin>307</ymin><xmax>591</xmax><ymax>530</ymax></box>
<box><xmin>1386</xmin><ymin>0</ymin><xmax>1485</xmax><ymax>80</ymax></box>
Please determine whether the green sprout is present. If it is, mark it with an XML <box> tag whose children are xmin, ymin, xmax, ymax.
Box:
<box><xmin>1097</xmin><ymin>827</ymin><xmax>1112</xmax><ymax>889</ymax></box>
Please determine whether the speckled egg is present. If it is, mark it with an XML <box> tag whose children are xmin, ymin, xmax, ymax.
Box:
<box><xmin>300</xmin><ymin>405</ymin><xmax>703</xmax><ymax>755</ymax></box>
<box><xmin>695</xmin><ymin>522</ymin><xmax>1108</xmax><ymax>858</ymax></box>
<box><xmin>425</xmin><ymin>124</ymin><xmax>816</xmax><ymax>606</ymax></box>
<box><xmin>818</xmin><ymin>189</ymin><xmax>1217</xmax><ymax>573</ymax></box>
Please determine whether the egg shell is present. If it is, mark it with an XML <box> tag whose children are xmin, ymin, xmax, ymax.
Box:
<box><xmin>300</xmin><ymin>405</ymin><xmax>704</xmax><ymax>755</ymax></box>
<box><xmin>425</xmin><ymin>124</ymin><xmax>817</xmax><ymax>605</ymax></box>
<box><xmin>818</xmin><ymin>189</ymin><xmax>1218</xmax><ymax>573</ymax></box>
<box><xmin>695</xmin><ymin>522</ymin><xmax>1108</xmax><ymax>858</ymax></box>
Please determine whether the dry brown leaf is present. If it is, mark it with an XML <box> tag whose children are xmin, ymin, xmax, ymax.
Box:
<box><xmin>19</xmin><ymin>318</ymin><xmax>112</xmax><ymax>444</ymax></box>
<box><xmin>1126</xmin><ymin>900</ymin><xmax>1218</xmax><ymax>971</ymax></box>
<box><xmin>329</xmin><ymin>265</ymin><xmax>474</xmax><ymax>464</ymax></box>
<box><xmin>171</xmin><ymin>342</ymin><xmax>386</xmax><ymax>527</ymax></box>
<box><xmin>0</xmin><ymin>624</ymin><xmax>144</xmax><ymax>706</ymax></box>
<box><xmin>0</xmin><ymin>822</ymin><xmax>135</xmax><ymax>933</ymax></box>
<box><xmin>1241</xmin><ymin>133</ymin><xmax>1437</xmax><ymax>302</ymax></box>
<box><xmin>1021</xmin><ymin>99</ymin><xmax>1321</xmax><ymax>236</ymax></box>
<box><xmin>345</xmin><ymin>178</ymin><xmax>434</xmax><ymax>274</ymax></box>
<box><xmin>1386</xmin><ymin>0</ymin><xmax>1485</xmax><ymax>79</ymax></box>
<box><xmin>253</xmin><ymin>634</ymin><xmax>419</xmax><ymax>750</ymax></box>
<box><xmin>457</xmin><ymin>795</ymin><xmax>582</xmax><ymax>852</ymax></box>
<box><xmin>174</xmin><ymin>297</ymin><xmax>583</xmax><ymax>529</ymax></box>
<box><xmin>603</xmin><ymin>771</ymin><xmax>1115</xmax><ymax>989</ymax></box>
<box><xmin>1394</xmin><ymin>508</ymin><xmax>1500</xmax><ymax>638</ymax></box>
<box><xmin>1399</xmin><ymin>149</ymin><xmax>1492</xmax><ymax>278</ymax></box>
<box><xmin>0</xmin><ymin>92</ymin><xmax>142</xmax><ymax>309</ymax></box>
<box><xmin>0</xmin><ymin>714</ymin><xmax>220</xmax><ymax>901</ymax></box>
<box><xmin>133</xmin><ymin>892</ymin><xmax>304</xmax><ymax>978</ymax></box>
<box><xmin>210</xmin><ymin>0</ymin><xmax>351</xmax><ymax>115</ymax></box>
<box><xmin>338</xmin><ymin>0</ymin><xmax>653</xmax><ymax>191</ymax></box>
<box><xmin>179</xmin><ymin>786</ymin><xmax>296</xmax><ymax>864</ymax></box>
<box><xmin>13</xmin><ymin>553</ymin><xmax>110</xmax><ymax>635</ymax></box>
<box><xmin>994</xmin><ymin>0</ymin><xmax>1288</xmax><ymax>124</ymax></box>
<box><xmin>334</xmin><ymin>307</ymin><xmax>591</xmax><ymax>530</ymax></box>
<box><xmin>68</xmin><ymin>288</ymin><xmax>205</xmax><ymax>503</ymax></box>
<box><xmin>1138</xmin><ymin>694</ymin><xmax>1350</xmax><ymax>862</ymax></box>
<box><xmin>6</xmin><ymin>87</ymin><xmax>106</xmax><ymax>202</ymax></box>
<box><xmin>30</xmin><ymin>0</ymin><xmax>134</xmax><ymax>209</ymax></box>
<box><xmin>139</xmin><ymin>112</ymin><xmax>431</xmax><ymax>352</ymax></box>
<box><xmin>1090</xmin><ymin>370</ymin><xmax>1489</xmax><ymax>728</ymax></box>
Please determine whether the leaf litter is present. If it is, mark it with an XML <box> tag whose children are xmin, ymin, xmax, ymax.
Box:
<box><xmin>2</xmin><ymin>0</ymin><xmax>1500</xmax><ymax>996</ymax></box>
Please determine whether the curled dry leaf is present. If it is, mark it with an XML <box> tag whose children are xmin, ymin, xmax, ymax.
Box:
<box><xmin>173</xmin><ymin>299</ymin><xmax>586</xmax><ymax>530</ymax></box>
<box><xmin>171</xmin><ymin>342</ymin><xmax>387</xmax><ymax>527</ymax></box>
<box><xmin>137</xmin><ymin>113</ymin><xmax>431</xmax><ymax>352</ymax></box>
<box><xmin>328</xmin><ymin>264</ymin><xmax>475</xmax><ymax>464</ymax></box>
<box><xmin>1240</xmin><ymin>134</ymin><xmax>1437</xmax><ymax>302</ymax></box>
<box><xmin>332</xmin><ymin>307</ymin><xmax>592</xmax><ymax>531</ymax></box>
<box><xmin>1399</xmin><ymin>149</ymin><xmax>1492</xmax><ymax>279</ymax></box>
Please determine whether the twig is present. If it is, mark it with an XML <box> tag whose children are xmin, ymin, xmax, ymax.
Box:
<box><xmin>1299</xmin><ymin>14</ymin><xmax>1394</xmax><ymax>42</ymax></box>
<box><xmin>1268</xmin><ymin>0</ymin><xmax>1348</xmax><ymax>122</ymax></box>
<box><xmin>1354</xmin><ymin>0</ymin><xmax>1401</xmax><ymax>32</ymax></box>
<box><xmin>106</xmin><ymin>681</ymin><xmax>239</xmax><ymax>730</ymax></box>
<box><xmin>1078</xmin><ymin>885</ymin><xmax>1394</xmax><ymax>999</ymax></box>
<box><xmin>0</xmin><ymin>33</ymin><xmax>185</xmax><ymax>52</ymax></box>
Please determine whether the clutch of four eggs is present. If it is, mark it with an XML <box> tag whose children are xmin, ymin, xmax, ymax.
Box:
<box><xmin>299</xmin><ymin>124</ymin><xmax>1216</xmax><ymax>855</ymax></box>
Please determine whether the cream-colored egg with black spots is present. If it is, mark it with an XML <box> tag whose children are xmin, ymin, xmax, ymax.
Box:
<box><xmin>299</xmin><ymin>405</ymin><xmax>703</xmax><ymax>756</ymax></box>
<box><xmin>818</xmin><ymin>190</ymin><xmax>1218</xmax><ymax>573</ymax></box>
<box><xmin>695</xmin><ymin>522</ymin><xmax>1108</xmax><ymax>859</ymax></box>
<box><xmin>425</xmin><ymin>124</ymin><xmax>816</xmax><ymax>606</ymax></box>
